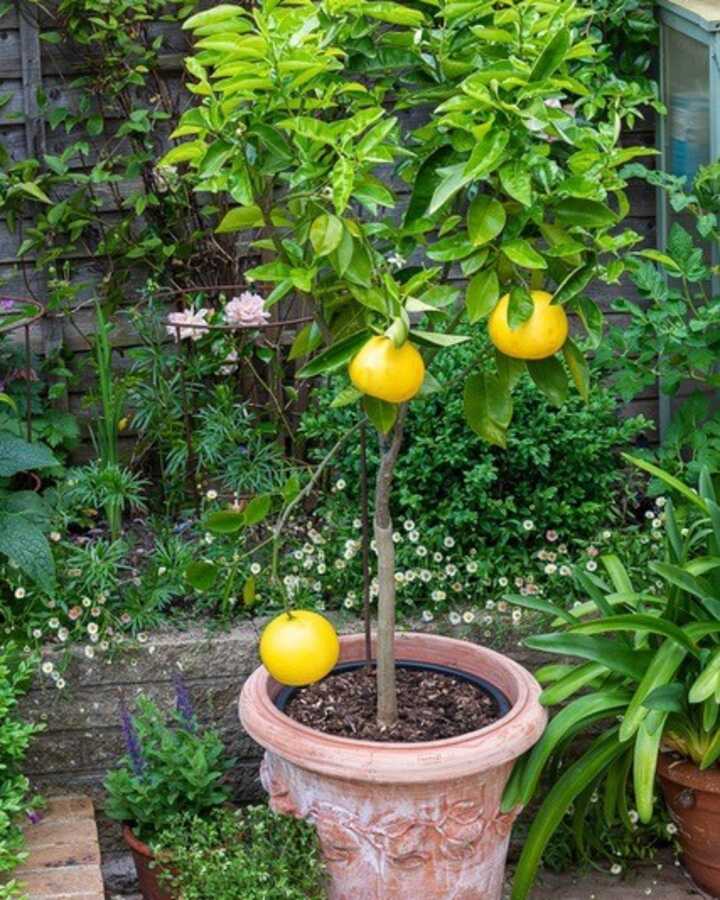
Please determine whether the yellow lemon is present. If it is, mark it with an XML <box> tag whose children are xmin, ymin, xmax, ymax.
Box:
<box><xmin>348</xmin><ymin>335</ymin><xmax>425</xmax><ymax>404</ymax></box>
<box><xmin>488</xmin><ymin>290</ymin><xmax>568</xmax><ymax>360</ymax></box>
<box><xmin>259</xmin><ymin>610</ymin><xmax>339</xmax><ymax>686</ymax></box>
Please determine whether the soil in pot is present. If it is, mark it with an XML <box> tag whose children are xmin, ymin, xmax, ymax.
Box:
<box><xmin>282</xmin><ymin>663</ymin><xmax>503</xmax><ymax>742</ymax></box>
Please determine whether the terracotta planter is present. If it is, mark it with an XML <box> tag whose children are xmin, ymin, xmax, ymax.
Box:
<box><xmin>123</xmin><ymin>825</ymin><xmax>174</xmax><ymax>900</ymax></box>
<box><xmin>239</xmin><ymin>632</ymin><xmax>547</xmax><ymax>900</ymax></box>
<box><xmin>658</xmin><ymin>753</ymin><xmax>720</xmax><ymax>897</ymax></box>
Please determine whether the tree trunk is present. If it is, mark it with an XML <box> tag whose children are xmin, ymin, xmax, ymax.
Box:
<box><xmin>374</xmin><ymin>407</ymin><xmax>407</xmax><ymax>729</ymax></box>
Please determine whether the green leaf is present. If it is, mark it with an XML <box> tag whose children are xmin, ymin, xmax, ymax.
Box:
<box><xmin>466</xmin><ymin>269</ymin><xmax>500</xmax><ymax>324</ymax></box>
<box><xmin>215</xmin><ymin>205</ymin><xmax>264</xmax><ymax>233</ymax></box>
<box><xmin>700</xmin><ymin>730</ymin><xmax>720</xmax><ymax>769</ymax></box>
<box><xmin>623</xmin><ymin>455</ymin><xmax>707</xmax><ymax>512</ymax></box>
<box><xmin>529</xmin><ymin>28</ymin><xmax>570</xmax><ymax>82</ymax></box>
<box><xmin>619</xmin><ymin>638</ymin><xmax>688</xmax><ymax>742</ymax></box>
<box><xmin>183</xmin><ymin>5</ymin><xmax>247</xmax><ymax>30</ymax></box>
<box><xmin>297</xmin><ymin>331</ymin><xmax>370</xmax><ymax>378</ymax></box>
<box><xmin>506</xmin><ymin>690</ymin><xmax>630</xmax><ymax>809</ymax></box>
<box><xmin>554</xmin><ymin>197</ymin><xmax>617</xmax><ymax>228</ymax></box>
<box><xmin>244</xmin><ymin>261</ymin><xmax>292</xmax><ymax>283</ymax></box>
<box><xmin>205</xmin><ymin>509</ymin><xmax>246</xmax><ymax>534</ymax></box>
<box><xmin>427</xmin><ymin>233</ymin><xmax>475</xmax><ymax>262</ymax></box>
<box><xmin>310</xmin><ymin>213</ymin><xmax>343</xmax><ymax>257</ymax></box>
<box><xmin>527</xmin><ymin>357</ymin><xmax>568</xmax><ymax>406</ymax></box>
<box><xmin>539</xmin><ymin>662</ymin><xmax>609</xmax><ymax>706</ymax></box>
<box><xmin>0</xmin><ymin>515</ymin><xmax>54</xmax><ymax>590</ymax></box>
<box><xmin>569</xmin><ymin>615</ymin><xmax>698</xmax><ymax>654</ymax></box>
<box><xmin>405</xmin><ymin>146</ymin><xmax>454</xmax><ymax>225</ymax></box>
<box><xmin>502</xmin><ymin>239</ymin><xmax>546</xmax><ymax>270</ymax></box>
<box><xmin>524</xmin><ymin>633</ymin><xmax>652</xmax><ymax>680</ymax></box>
<box><xmin>185</xmin><ymin>560</ymin><xmax>218</xmax><ymax>591</ymax></box>
<box><xmin>634</xmin><ymin>714</ymin><xmax>667</xmax><ymax>822</ymax></box>
<box><xmin>243</xmin><ymin>495</ymin><xmax>271</xmax><ymax>525</ymax></box>
<box><xmin>0</xmin><ymin>433</ymin><xmax>58</xmax><ymax>477</ymax></box>
<box><xmin>689</xmin><ymin>648</ymin><xmax>720</xmax><ymax>703</ymax></box>
<box><xmin>288</xmin><ymin>322</ymin><xmax>322</xmax><ymax>361</ymax></box>
<box><xmin>499</xmin><ymin>161</ymin><xmax>532</xmax><ymax>206</ymax></box>
<box><xmin>507</xmin><ymin>286</ymin><xmax>533</xmax><ymax>329</ymax></box>
<box><xmin>363</xmin><ymin>396</ymin><xmax>397</xmax><ymax>434</ymax></box>
<box><xmin>410</xmin><ymin>330</ymin><xmax>470</xmax><ymax>348</ymax></box>
<box><xmin>574</xmin><ymin>296</ymin><xmax>604</xmax><ymax>348</ymax></box>
<box><xmin>463</xmin><ymin>372</ymin><xmax>509</xmax><ymax>448</ymax></box>
<box><xmin>331</xmin><ymin>157</ymin><xmax>354</xmax><ymax>214</ymax></box>
<box><xmin>363</xmin><ymin>2</ymin><xmax>424</xmax><ymax>25</ymax></box>
<box><xmin>510</xmin><ymin>729</ymin><xmax>625</xmax><ymax>900</ymax></box>
<box><xmin>467</xmin><ymin>196</ymin><xmax>506</xmax><ymax>247</ymax></box>
<box><xmin>331</xmin><ymin>384</ymin><xmax>363</xmax><ymax>408</ymax></box>
<box><xmin>18</xmin><ymin>182</ymin><xmax>51</xmax><ymax>204</ymax></box>
<box><xmin>563</xmin><ymin>340</ymin><xmax>589</xmax><ymax>401</ymax></box>
<box><xmin>554</xmin><ymin>265</ymin><xmax>594</xmax><ymax>305</ymax></box>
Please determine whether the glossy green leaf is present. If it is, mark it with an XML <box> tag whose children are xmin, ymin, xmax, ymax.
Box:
<box><xmin>205</xmin><ymin>509</ymin><xmax>246</xmax><ymax>534</ymax></box>
<box><xmin>310</xmin><ymin>213</ymin><xmax>343</xmax><ymax>256</ymax></box>
<box><xmin>527</xmin><ymin>357</ymin><xmax>568</xmax><ymax>407</ymax></box>
<box><xmin>467</xmin><ymin>195</ymin><xmax>506</xmax><ymax>246</ymax></box>
<box><xmin>502</xmin><ymin>238</ymin><xmax>546</xmax><ymax>269</ymax></box>
<box><xmin>562</xmin><ymin>339</ymin><xmax>589</xmax><ymax>401</ymax></box>
<box><xmin>363</xmin><ymin>396</ymin><xmax>397</xmax><ymax>434</ymax></box>
<box><xmin>297</xmin><ymin>331</ymin><xmax>369</xmax><ymax>378</ymax></box>
<box><xmin>215</xmin><ymin>205</ymin><xmax>264</xmax><ymax>233</ymax></box>
<box><xmin>466</xmin><ymin>269</ymin><xmax>499</xmax><ymax>323</ymax></box>
<box><xmin>185</xmin><ymin>560</ymin><xmax>218</xmax><ymax>591</ymax></box>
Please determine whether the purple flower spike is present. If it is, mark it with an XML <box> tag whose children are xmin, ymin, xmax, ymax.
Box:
<box><xmin>0</xmin><ymin>298</ymin><xmax>15</xmax><ymax>312</ymax></box>
<box><xmin>26</xmin><ymin>809</ymin><xmax>43</xmax><ymax>826</ymax></box>
<box><xmin>173</xmin><ymin>672</ymin><xmax>195</xmax><ymax>731</ymax></box>
<box><xmin>120</xmin><ymin>701</ymin><xmax>145</xmax><ymax>775</ymax></box>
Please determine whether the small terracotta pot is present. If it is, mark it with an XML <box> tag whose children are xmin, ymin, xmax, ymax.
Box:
<box><xmin>239</xmin><ymin>631</ymin><xmax>546</xmax><ymax>900</ymax></box>
<box><xmin>123</xmin><ymin>825</ymin><xmax>174</xmax><ymax>900</ymax></box>
<box><xmin>658</xmin><ymin>753</ymin><xmax>720</xmax><ymax>897</ymax></box>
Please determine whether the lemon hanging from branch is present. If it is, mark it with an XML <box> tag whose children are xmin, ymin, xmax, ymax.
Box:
<box><xmin>488</xmin><ymin>290</ymin><xmax>568</xmax><ymax>361</ymax></box>
<box><xmin>348</xmin><ymin>335</ymin><xmax>425</xmax><ymax>404</ymax></box>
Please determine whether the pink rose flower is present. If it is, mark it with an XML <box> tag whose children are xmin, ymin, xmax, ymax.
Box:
<box><xmin>166</xmin><ymin>308</ymin><xmax>209</xmax><ymax>342</ymax></box>
<box><xmin>224</xmin><ymin>292</ymin><xmax>270</xmax><ymax>328</ymax></box>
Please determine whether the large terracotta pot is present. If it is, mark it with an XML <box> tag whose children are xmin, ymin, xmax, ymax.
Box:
<box><xmin>239</xmin><ymin>632</ymin><xmax>547</xmax><ymax>900</ymax></box>
<box><xmin>123</xmin><ymin>825</ymin><xmax>174</xmax><ymax>900</ymax></box>
<box><xmin>658</xmin><ymin>753</ymin><xmax>720</xmax><ymax>897</ymax></box>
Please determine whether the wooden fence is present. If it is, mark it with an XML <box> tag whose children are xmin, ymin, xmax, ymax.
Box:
<box><xmin>1</xmin><ymin>1</ymin><xmax>664</xmax><ymax>451</ymax></box>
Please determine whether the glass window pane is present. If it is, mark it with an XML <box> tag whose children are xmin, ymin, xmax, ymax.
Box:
<box><xmin>663</xmin><ymin>26</ymin><xmax>710</xmax><ymax>180</ymax></box>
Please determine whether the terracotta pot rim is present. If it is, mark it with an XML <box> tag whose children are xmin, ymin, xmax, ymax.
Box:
<box><xmin>239</xmin><ymin>631</ymin><xmax>547</xmax><ymax>783</ymax></box>
<box><xmin>123</xmin><ymin>824</ymin><xmax>153</xmax><ymax>859</ymax></box>
<box><xmin>658</xmin><ymin>752</ymin><xmax>720</xmax><ymax>794</ymax></box>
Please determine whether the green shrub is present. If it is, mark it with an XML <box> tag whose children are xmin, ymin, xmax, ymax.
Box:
<box><xmin>153</xmin><ymin>806</ymin><xmax>325</xmax><ymax>900</ymax></box>
<box><xmin>0</xmin><ymin>645</ymin><xmax>43</xmax><ymax>898</ymax></box>
<box><xmin>301</xmin><ymin>333</ymin><xmax>649</xmax><ymax>558</ymax></box>
<box><xmin>104</xmin><ymin>689</ymin><xmax>233</xmax><ymax>843</ymax></box>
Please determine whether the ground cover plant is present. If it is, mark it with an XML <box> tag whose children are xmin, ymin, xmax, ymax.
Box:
<box><xmin>0</xmin><ymin>644</ymin><xmax>43</xmax><ymax>900</ymax></box>
<box><xmin>153</xmin><ymin>806</ymin><xmax>326</xmax><ymax>900</ymax></box>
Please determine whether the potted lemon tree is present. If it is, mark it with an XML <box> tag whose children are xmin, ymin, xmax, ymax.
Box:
<box><xmin>168</xmin><ymin>0</ymin><xmax>650</xmax><ymax>895</ymax></box>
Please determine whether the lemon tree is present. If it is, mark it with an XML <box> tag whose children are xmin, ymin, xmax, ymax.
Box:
<box><xmin>171</xmin><ymin>0</ymin><xmax>648</xmax><ymax>725</ymax></box>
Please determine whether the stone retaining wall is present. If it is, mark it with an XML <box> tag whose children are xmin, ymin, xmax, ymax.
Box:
<box><xmin>18</xmin><ymin>621</ymin><xmax>543</xmax><ymax>857</ymax></box>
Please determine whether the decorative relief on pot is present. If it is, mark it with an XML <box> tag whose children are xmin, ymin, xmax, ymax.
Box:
<box><xmin>262</xmin><ymin>752</ymin><xmax>519</xmax><ymax>872</ymax></box>
<box><xmin>260</xmin><ymin>754</ymin><xmax>300</xmax><ymax>818</ymax></box>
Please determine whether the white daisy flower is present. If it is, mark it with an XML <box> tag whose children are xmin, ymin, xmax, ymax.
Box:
<box><xmin>448</xmin><ymin>611</ymin><xmax>461</xmax><ymax>625</ymax></box>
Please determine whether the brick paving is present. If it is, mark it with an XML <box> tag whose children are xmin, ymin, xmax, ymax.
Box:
<box><xmin>10</xmin><ymin>795</ymin><xmax>104</xmax><ymax>900</ymax></box>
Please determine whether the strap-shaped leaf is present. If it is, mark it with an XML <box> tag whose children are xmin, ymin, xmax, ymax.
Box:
<box><xmin>618</xmin><ymin>638</ymin><xmax>688</xmax><ymax>742</ymax></box>
<box><xmin>524</xmin><ymin>633</ymin><xmax>652</xmax><ymax>680</ymax></box>
<box><xmin>509</xmin><ymin>729</ymin><xmax>625</xmax><ymax>900</ymax></box>
<box><xmin>507</xmin><ymin>690</ymin><xmax>630</xmax><ymax>809</ymax></box>
<box><xmin>569</xmin><ymin>614</ymin><xmax>698</xmax><ymax>655</ymax></box>
<box><xmin>634</xmin><ymin>713</ymin><xmax>667</xmax><ymax>822</ymax></box>
<box><xmin>539</xmin><ymin>662</ymin><xmax>609</xmax><ymax>706</ymax></box>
